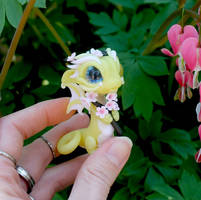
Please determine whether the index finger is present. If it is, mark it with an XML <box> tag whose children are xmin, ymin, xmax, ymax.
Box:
<box><xmin>0</xmin><ymin>97</ymin><xmax>74</xmax><ymax>160</ymax></box>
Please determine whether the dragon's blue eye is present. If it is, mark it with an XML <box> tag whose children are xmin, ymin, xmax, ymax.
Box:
<box><xmin>86</xmin><ymin>66</ymin><xmax>103</xmax><ymax>83</ymax></box>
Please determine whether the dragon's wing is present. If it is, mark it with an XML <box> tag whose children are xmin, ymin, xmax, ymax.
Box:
<box><xmin>66</xmin><ymin>83</ymin><xmax>85</xmax><ymax>114</ymax></box>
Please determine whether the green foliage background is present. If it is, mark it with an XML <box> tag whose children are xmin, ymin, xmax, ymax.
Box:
<box><xmin>1</xmin><ymin>0</ymin><xmax>201</xmax><ymax>199</ymax></box>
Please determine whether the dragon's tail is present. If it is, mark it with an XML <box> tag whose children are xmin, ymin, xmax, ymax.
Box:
<box><xmin>57</xmin><ymin>131</ymin><xmax>81</xmax><ymax>155</ymax></box>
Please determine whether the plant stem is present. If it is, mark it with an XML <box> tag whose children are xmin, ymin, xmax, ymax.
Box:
<box><xmin>34</xmin><ymin>8</ymin><xmax>71</xmax><ymax>56</ymax></box>
<box><xmin>0</xmin><ymin>0</ymin><xmax>36</xmax><ymax>90</ymax></box>
<box><xmin>142</xmin><ymin>9</ymin><xmax>181</xmax><ymax>56</ymax></box>
<box><xmin>142</xmin><ymin>0</ymin><xmax>201</xmax><ymax>56</ymax></box>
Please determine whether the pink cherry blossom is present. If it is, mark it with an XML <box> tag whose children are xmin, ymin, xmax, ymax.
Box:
<box><xmin>174</xmin><ymin>70</ymin><xmax>193</xmax><ymax>102</ymax></box>
<box><xmin>105</xmin><ymin>101</ymin><xmax>119</xmax><ymax>111</ymax></box>
<box><xmin>85</xmin><ymin>92</ymin><xmax>98</xmax><ymax>102</ymax></box>
<box><xmin>80</xmin><ymin>97</ymin><xmax>91</xmax><ymax>110</ymax></box>
<box><xmin>96</xmin><ymin>106</ymin><xmax>108</xmax><ymax>118</ymax></box>
<box><xmin>106</xmin><ymin>93</ymin><xmax>117</xmax><ymax>102</ymax></box>
<box><xmin>161</xmin><ymin>24</ymin><xmax>198</xmax><ymax>57</ymax></box>
<box><xmin>67</xmin><ymin>52</ymin><xmax>76</xmax><ymax>62</ymax></box>
<box><xmin>90</xmin><ymin>48</ymin><xmax>103</xmax><ymax>57</ymax></box>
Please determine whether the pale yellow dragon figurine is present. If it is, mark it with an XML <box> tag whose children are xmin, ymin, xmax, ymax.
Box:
<box><xmin>57</xmin><ymin>48</ymin><xmax>124</xmax><ymax>154</ymax></box>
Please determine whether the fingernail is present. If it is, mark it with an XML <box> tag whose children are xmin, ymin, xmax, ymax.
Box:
<box><xmin>106</xmin><ymin>137</ymin><xmax>133</xmax><ymax>166</ymax></box>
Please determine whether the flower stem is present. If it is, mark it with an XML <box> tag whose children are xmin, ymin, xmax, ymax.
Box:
<box><xmin>0</xmin><ymin>0</ymin><xmax>36</xmax><ymax>90</ymax></box>
<box><xmin>181</xmin><ymin>8</ymin><xmax>185</xmax><ymax>29</ymax></box>
<box><xmin>142</xmin><ymin>0</ymin><xmax>201</xmax><ymax>55</ymax></box>
<box><xmin>34</xmin><ymin>8</ymin><xmax>71</xmax><ymax>56</ymax></box>
<box><xmin>142</xmin><ymin>9</ymin><xmax>181</xmax><ymax>55</ymax></box>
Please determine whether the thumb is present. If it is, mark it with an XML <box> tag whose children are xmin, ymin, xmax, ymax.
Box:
<box><xmin>68</xmin><ymin>137</ymin><xmax>133</xmax><ymax>200</ymax></box>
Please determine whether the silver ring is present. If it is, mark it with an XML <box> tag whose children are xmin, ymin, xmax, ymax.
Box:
<box><xmin>40</xmin><ymin>135</ymin><xmax>56</xmax><ymax>159</ymax></box>
<box><xmin>0</xmin><ymin>150</ymin><xmax>16</xmax><ymax>166</ymax></box>
<box><xmin>16</xmin><ymin>165</ymin><xmax>35</xmax><ymax>193</ymax></box>
<box><xmin>29</xmin><ymin>195</ymin><xmax>35</xmax><ymax>200</ymax></box>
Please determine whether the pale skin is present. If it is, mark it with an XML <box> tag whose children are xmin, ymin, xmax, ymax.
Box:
<box><xmin>0</xmin><ymin>98</ymin><xmax>132</xmax><ymax>200</ymax></box>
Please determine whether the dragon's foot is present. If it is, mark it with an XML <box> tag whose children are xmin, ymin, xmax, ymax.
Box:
<box><xmin>57</xmin><ymin>131</ymin><xmax>81</xmax><ymax>155</ymax></box>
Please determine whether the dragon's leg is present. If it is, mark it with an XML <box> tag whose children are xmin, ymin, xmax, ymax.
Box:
<box><xmin>85</xmin><ymin>136</ymin><xmax>97</xmax><ymax>154</ymax></box>
<box><xmin>57</xmin><ymin>131</ymin><xmax>81</xmax><ymax>155</ymax></box>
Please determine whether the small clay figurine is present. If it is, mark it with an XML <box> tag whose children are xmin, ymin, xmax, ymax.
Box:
<box><xmin>57</xmin><ymin>48</ymin><xmax>124</xmax><ymax>154</ymax></box>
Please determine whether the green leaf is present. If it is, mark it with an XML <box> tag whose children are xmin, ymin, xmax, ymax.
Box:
<box><xmin>159</xmin><ymin>129</ymin><xmax>191</xmax><ymax>142</ymax></box>
<box><xmin>143</xmin><ymin>0</ymin><xmax>174</xmax><ymax>4</ymax></box>
<box><xmin>149</xmin><ymin>110</ymin><xmax>163</xmax><ymax>136</ymax></box>
<box><xmin>151</xmin><ymin>141</ymin><xmax>162</xmax><ymax>157</ymax></box>
<box><xmin>122</xmin><ymin>60</ymin><xmax>136</xmax><ymax>109</ymax></box>
<box><xmin>158</xmin><ymin>128</ymin><xmax>195</xmax><ymax>158</ymax></box>
<box><xmin>39</xmin><ymin>65</ymin><xmax>61</xmax><ymax>85</ymax></box>
<box><xmin>0</xmin><ymin>0</ymin><xmax>5</xmax><ymax>35</ymax></box>
<box><xmin>13</xmin><ymin>63</ymin><xmax>32</xmax><ymax>82</ymax></box>
<box><xmin>113</xmin><ymin>10</ymin><xmax>128</xmax><ymax>30</ymax></box>
<box><xmin>122</xmin><ymin>62</ymin><xmax>164</xmax><ymax>120</ymax></box>
<box><xmin>123</xmin><ymin>157</ymin><xmax>149</xmax><ymax>176</ymax></box>
<box><xmin>3</xmin><ymin>63</ymin><xmax>32</xmax><ymax>89</ymax></box>
<box><xmin>128</xmin><ymin>178</ymin><xmax>141</xmax><ymax>194</ymax></box>
<box><xmin>16</xmin><ymin>0</ymin><xmax>27</xmax><ymax>4</ymax></box>
<box><xmin>108</xmin><ymin>0</ymin><xmax>137</xmax><ymax>9</ymax></box>
<box><xmin>178</xmin><ymin>170</ymin><xmax>201</xmax><ymax>200</ymax></box>
<box><xmin>54</xmin><ymin>22</ymin><xmax>76</xmax><ymax>43</ymax></box>
<box><xmin>66</xmin><ymin>0</ymin><xmax>86</xmax><ymax>10</ymax></box>
<box><xmin>101</xmin><ymin>32</ymin><xmax>130</xmax><ymax>51</ymax></box>
<box><xmin>17</xmin><ymin>0</ymin><xmax>46</xmax><ymax>7</ymax></box>
<box><xmin>150</xmin><ymin>2</ymin><xmax>177</xmax><ymax>35</ymax></box>
<box><xmin>31</xmin><ymin>85</ymin><xmax>59</xmax><ymax>96</ymax></box>
<box><xmin>145</xmin><ymin>168</ymin><xmax>166</xmax><ymax>190</ymax></box>
<box><xmin>112</xmin><ymin>187</ymin><xmax>130</xmax><ymax>200</ymax></box>
<box><xmin>5</xmin><ymin>0</ymin><xmax>23</xmax><ymax>28</ymax></box>
<box><xmin>34</xmin><ymin>0</ymin><xmax>46</xmax><ymax>8</ymax></box>
<box><xmin>168</xmin><ymin>141</ymin><xmax>195</xmax><ymax>159</ymax></box>
<box><xmin>155</xmin><ymin>164</ymin><xmax>179</xmax><ymax>183</ymax></box>
<box><xmin>88</xmin><ymin>12</ymin><xmax>119</xmax><ymax>35</ymax></box>
<box><xmin>137</xmin><ymin>56</ymin><xmax>169</xmax><ymax>76</ymax></box>
<box><xmin>145</xmin><ymin>168</ymin><xmax>184</xmax><ymax>200</ymax></box>
<box><xmin>52</xmin><ymin>192</ymin><xmax>65</xmax><ymax>200</ymax></box>
<box><xmin>146</xmin><ymin>193</ymin><xmax>168</xmax><ymax>200</ymax></box>
<box><xmin>139</xmin><ymin>119</ymin><xmax>150</xmax><ymax>140</ymax></box>
<box><xmin>159</xmin><ymin>154</ymin><xmax>183</xmax><ymax>166</ymax></box>
<box><xmin>22</xmin><ymin>94</ymin><xmax>35</xmax><ymax>107</ymax></box>
<box><xmin>0</xmin><ymin>90</ymin><xmax>14</xmax><ymax>104</ymax></box>
<box><xmin>0</xmin><ymin>103</ymin><xmax>16</xmax><ymax>115</ymax></box>
<box><xmin>134</xmin><ymin>94</ymin><xmax>153</xmax><ymax>121</ymax></box>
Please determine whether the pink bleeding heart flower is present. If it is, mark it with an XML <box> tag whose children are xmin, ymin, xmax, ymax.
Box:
<box><xmin>105</xmin><ymin>101</ymin><xmax>119</xmax><ymax>111</ymax></box>
<box><xmin>161</xmin><ymin>24</ymin><xmax>198</xmax><ymax>57</ymax></box>
<box><xmin>96</xmin><ymin>106</ymin><xmax>108</xmax><ymax>118</ymax></box>
<box><xmin>195</xmin><ymin>125</ymin><xmax>201</xmax><ymax>163</ymax></box>
<box><xmin>174</xmin><ymin>70</ymin><xmax>193</xmax><ymax>102</ymax></box>
<box><xmin>85</xmin><ymin>92</ymin><xmax>98</xmax><ymax>102</ymax></box>
<box><xmin>196</xmin><ymin>86</ymin><xmax>201</xmax><ymax>122</ymax></box>
<box><xmin>106</xmin><ymin>93</ymin><xmax>118</xmax><ymax>102</ymax></box>
<box><xmin>196</xmin><ymin>102</ymin><xmax>201</xmax><ymax>122</ymax></box>
<box><xmin>180</xmin><ymin>37</ymin><xmax>201</xmax><ymax>88</ymax></box>
<box><xmin>195</xmin><ymin>148</ymin><xmax>201</xmax><ymax>163</ymax></box>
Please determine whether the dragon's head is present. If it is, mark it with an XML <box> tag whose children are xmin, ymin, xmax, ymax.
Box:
<box><xmin>61</xmin><ymin>48</ymin><xmax>124</xmax><ymax>115</ymax></box>
<box><xmin>62</xmin><ymin>48</ymin><xmax>123</xmax><ymax>94</ymax></box>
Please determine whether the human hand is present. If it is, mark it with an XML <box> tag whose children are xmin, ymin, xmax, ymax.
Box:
<box><xmin>0</xmin><ymin>98</ymin><xmax>132</xmax><ymax>200</ymax></box>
